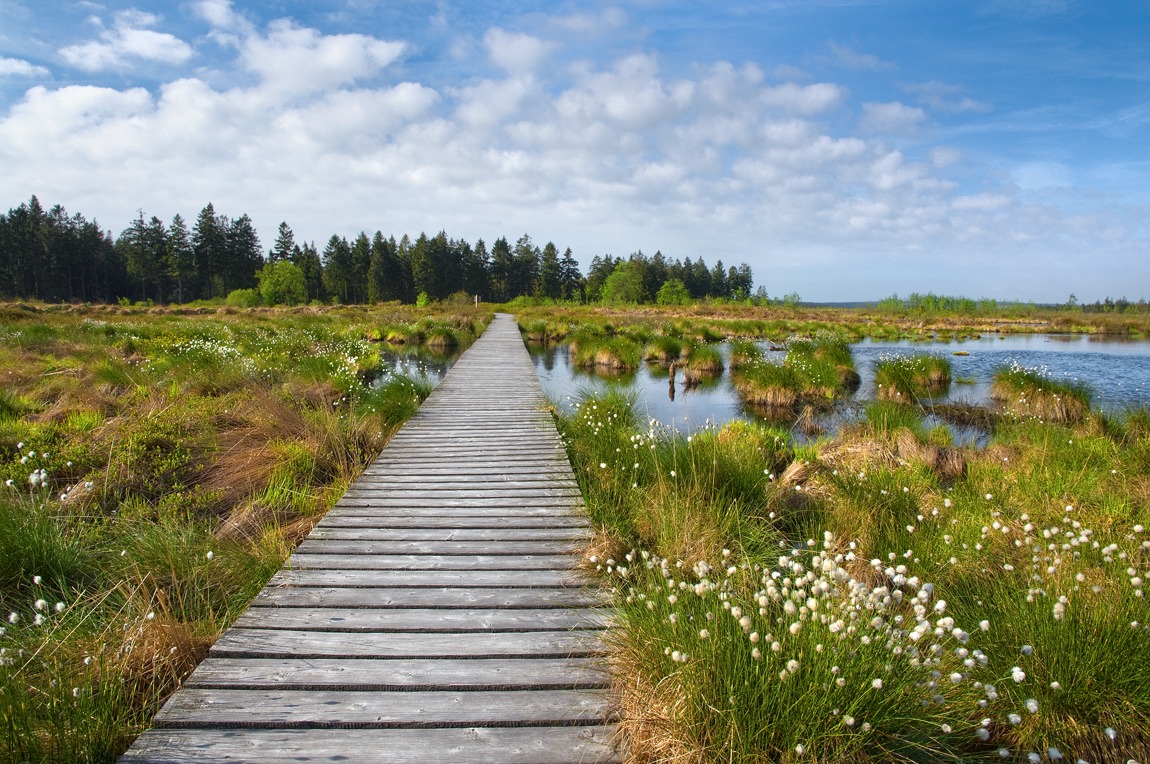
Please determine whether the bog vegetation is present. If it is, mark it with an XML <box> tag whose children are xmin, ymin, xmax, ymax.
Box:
<box><xmin>0</xmin><ymin>303</ymin><xmax>489</xmax><ymax>762</ymax></box>
<box><xmin>1</xmin><ymin>295</ymin><xmax>1148</xmax><ymax>763</ymax></box>
<box><xmin>542</xmin><ymin>313</ymin><xmax>1149</xmax><ymax>764</ymax></box>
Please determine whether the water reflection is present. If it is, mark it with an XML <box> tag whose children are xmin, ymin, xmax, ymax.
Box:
<box><xmin>374</xmin><ymin>345</ymin><xmax>460</xmax><ymax>387</ymax></box>
<box><xmin>529</xmin><ymin>335</ymin><xmax>1150</xmax><ymax>438</ymax></box>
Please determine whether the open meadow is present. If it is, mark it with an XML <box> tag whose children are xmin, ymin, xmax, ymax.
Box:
<box><xmin>1</xmin><ymin>301</ymin><xmax>1147</xmax><ymax>763</ymax></box>
<box><xmin>0</xmin><ymin>302</ymin><xmax>488</xmax><ymax>762</ymax></box>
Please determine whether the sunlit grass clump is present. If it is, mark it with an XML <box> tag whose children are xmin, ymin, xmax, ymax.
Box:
<box><xmin>991</xmin><ymin>363</ymin><xmax>1092</xmax><ymax>423</ymax></box>
<box><xmin>731</xmin><ymin>334</ymin><xmax>859</xmax><ymax>415</ymax></box>
<box><xmin>874</xmin><ymin>353</ymin><xmax>952</xmax><ymax>402</ymax></box>
<box><xmin>568</xmin><ymin>333</ymin><xmax>642</xmax><ymax>374</ymax></box>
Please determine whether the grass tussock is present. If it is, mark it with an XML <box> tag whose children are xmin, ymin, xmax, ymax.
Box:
<box><xmin>730</xmin><ymin>334</ymin><xmax>859</xmax><ymax>419</ymax></box>
<box><xmin>991</xmin><ymin>363</ymin><xmax>1093</xmax><ymax>424</ymax></box>
<box><xmin>874</xmin><ymin>353</ymin><xmax>952</xmax><ymax>402</ymax></box>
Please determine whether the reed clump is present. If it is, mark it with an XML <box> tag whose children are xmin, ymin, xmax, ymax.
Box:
<box><xmin>731</xmin><ymin>334</ymin><xmax>859</xmax><ymax>416</ymax></box>
<box><xmin>874</xmin><ymin>353</ymin><xmax>952</xmax><ymax>401</ymax></box>
<box><xmin>991</xmin><ymin>363</ymin><xmax>1092</xmax><ymax>423</ymax></box>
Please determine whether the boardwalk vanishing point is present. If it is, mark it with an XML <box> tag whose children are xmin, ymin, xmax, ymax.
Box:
<box><xmin>120</xmin><ymin>314</ymin><xmax>622</xmax><ymax>763</ymax></box>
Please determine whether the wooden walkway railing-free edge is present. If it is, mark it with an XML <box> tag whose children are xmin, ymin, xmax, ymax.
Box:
<box><xmin>118</xmin><ymin>313</ymin><xmax>623</xmax><ymax>764</ymax></box>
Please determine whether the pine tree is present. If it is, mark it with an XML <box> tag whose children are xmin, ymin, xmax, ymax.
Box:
<box><xmin>559</xmin><ymin>247</ymin><xmax>582</xmax><ymax>301</ymax></box>
<box><xmin>270</xmin><ymin>222</ymin><xmax>295</xmax><ymax>262</ymax></box>
<box><xmin>321</xmin><ymin>235</ymin><xmax>352</xmax><ymax>303</ymax></box>
<box><xmin>293</xmin><ymin>241</ymin><xmax>324</xmax><ymax>302</ymax></box>
<box><xmin>225</xmin><ymin>214</ymin><xmax>262</xmax><ymax>293</ymax></box>
<box><xmin>166</xmin><ymin>213</ymin><xmax>195</xmax><ymax>303</ymax></box>
<box><xmin>192</xmin><ymin>203</ymin><xmax>227</xmax><ymax>299</ymax></box>
<box><xmin>489</xmin><ymin>237</ymin><xmax>513</xmax><ymax>302</ymax></box>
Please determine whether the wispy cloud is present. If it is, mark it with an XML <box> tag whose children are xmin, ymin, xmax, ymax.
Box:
<box><xmin>904</xmin><ymin>81</ymin><xmax>992</xmax><ymax>114</ymax></box>
<box><xmin>828</xmin><ymin>42</ymin><xmax>892</xmax><ymax>71</ymax></box>
<box><xmin>860</xmin><ymin>101</ymin><xmax>927</xmax><ymax>135</ymax></box>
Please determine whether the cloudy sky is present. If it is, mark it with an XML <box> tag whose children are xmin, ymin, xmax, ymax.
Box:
<box><xmin>1</xmin><ymin>1</ymin><xmax>1148</xmax><ymax>302</ymax></box>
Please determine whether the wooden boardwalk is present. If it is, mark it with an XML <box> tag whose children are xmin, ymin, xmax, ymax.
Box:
<box><xmin>120</xmin><ymin>314</ymin><xmax>621</xmax><ymax>763</ymax></box>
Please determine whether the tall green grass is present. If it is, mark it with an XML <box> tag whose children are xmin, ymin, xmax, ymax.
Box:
<box><xmin>557</xmin><ymin>383</ymin><xmax>1150</xmax><ymax>763</ymax></box>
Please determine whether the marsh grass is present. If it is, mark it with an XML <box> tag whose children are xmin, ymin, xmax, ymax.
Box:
<box><xmin>558</xmin><ymin>373</ymin><xmax>1149</xmax><ymax>763</ymax></box>
<box><xmin>730</xmin><ymin>335</ymin><xmax>859</xmax><ymax>419</ymax></box>
<box><xmin>0</xmin><ymin>305</ymin><xmax>467</xmax><ymax>761</ymax></box>
<box><xmin>569</xmin><ymin>334</ymin><xmax>642</xmax><ymax>374</ymax></box>
<box><xmin>874</xmin><ymin>354</ymin><xmax>952</xmax><ymax>403</ymax></box>
<box><xmin>991</xmin><ymin>363</ymin><xmax>1092</xmax><ymax>424</ymax></box>
<box><xmin>643</xmin><ymin>335</ymin><xmax>685</xmax><ymax>365</ymax></box>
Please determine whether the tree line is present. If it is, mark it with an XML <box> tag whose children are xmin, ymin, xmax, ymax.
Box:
<box><xmin>0</xmin><ymin>196</ymin><xmax>754</xmax><ymax>306</ymax></box>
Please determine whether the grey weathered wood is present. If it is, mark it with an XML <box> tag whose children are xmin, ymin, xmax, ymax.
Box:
<box><xmin>251</xmin><ymin>586</ymin><xmax>601</xmax><ymax>609</ymax></box>
<box><xmin>332</xmin><ymin>495</ymin><xmax>581</xmax><ymax>508</ymax></box>
<box><xmin>232</xmin><ymin>607</ymin><xmax>610</xmax><ymax>632</ymax></box>
<box><xmin>305</xmin><ymin>527</ymin><xmax>592</xmax><ymax>542</ymax></box>
<box><xmin>153</xmin><ymin>688</ymin><xmax>614</xmax><ymax>727</ymax></box>
<box><xmin>295</xmin><ymin>539</ymin><xmax>585</xmax><ymax>555</ymax></box>
<box><xmin>118</xmin><ymin>314</ymin><xmax>621</xmax><ymax>763</ymax></box>
<box><xmin>185</xmin><ymin>657</ymin><xmax>609</xmax><ymax>690</ymax></box>
<box><xmin>324</xmin><ymin>507</ymin><xmax>584</xmax><ymax>518</ymax></box>
<box><xmin>209</xmin><ymin>629</ymin><xmax>606</xmax><ymax>659</ymax></box>
<box><xmin>316</xmin><ymin>515</ymin><xmax>590</xmax><ymax>529</ymax></box>
<box><xmin>267</xmin><ymin>569</ymin><xmax>591</xmax><ymax>588</ymax></box>
<box><xmin>285</xmin><ymin>552</ymin><xmax>581</xmax><ymax>570</ymax></box>
<box><xmin>121</xmin><ymin>726</ymin><xmax>620</xmax><ymax>763</ymax></box>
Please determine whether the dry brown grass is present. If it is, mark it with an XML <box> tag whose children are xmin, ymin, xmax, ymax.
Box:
<box><xmin>893</xmin><ymin>428</ymin><xmax>967</xmax><ymax>480</ymax></box>
<box><xmin>610</xmin><ymin>641</ymin><xmax>697</xmax><ymax>764</ymax></box>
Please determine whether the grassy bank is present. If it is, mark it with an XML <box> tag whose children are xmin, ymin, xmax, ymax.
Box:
<box><xmin>556</xmin><ymin>385</ymin><xmax>1149</xmax><ymax>762</ymax></box>
<box><xmin>0</xmin><ymin>304</ymin><xmax>489</xmax><ymax>762</ymax></box>
<box><xmin>512</xmin><ymin>303</ymin><xmax>1150</xmax><ymax>342</ymax></box>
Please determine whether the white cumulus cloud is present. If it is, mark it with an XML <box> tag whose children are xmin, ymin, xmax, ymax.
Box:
<box><xmin>0</xmin><ymin>56</ymin><xmax>50</xmax><ymax>78</ymax></box>
<box><xmin>240</xmin><ymin>20</ymin><xmax>405</xmax><ymax>96</ymax></box>
<box><xmin>58</xmin><ymin>10</ymin><xmax>194</xmax><ymax>72</ymax></box>
<box><xmin>484</xmin><ymin>28</ymin><xmax>553</xmax><ymax>73</ymax></box>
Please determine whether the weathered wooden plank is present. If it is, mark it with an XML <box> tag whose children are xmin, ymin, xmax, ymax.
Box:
<box><xmin>152</xmin><ymin>688</ymin><xmax>613</xmax><ymax>729</ymax></box>
<box><xmin>295</xmin><ymin>539</ymin><xmax>585</xmax><ymax>555</ymax></box>
<box><xmin>305</xmin><ymin>527</ymin><xmax>592</xmax><ymax>542</ymax></box>
<box><xmin>316</xmin><ymin>515</ymin><xmax>590</xmax><ymax>529</ymax></box>
<box><xmin>361</xmin><ymin>465</ymin><xmax>568</xmax><ymax>477</ymax></box>
<box><xmin>121</xmin><ymin>725</ymin><xmax>621</xmax><ymax>763</ymax></box>
<box><xmin>232</xmin><ymin>607</ymin><xmax>609</xmax><ymax>632</ymax></box>
<box><xmin>326</xmin><ymin>507</ymin><xmax>583</xmax><ymax>518</ymax></box>
<box><xmin>351</xmin><ymin>474</ymin><xmax>573</xmax><ymax>486</ymax></box>
<box><xmin>285</xmin><ymin>553</ymin><xmax>581</xmax><ymax>571</ymax></box>
<box><xmin>209</xmin><ymin>629</ymin><xmax>606</xmax><ymax>659</ymax></box>
<box><xmin>339</xmin><ymin>486</ymin><xmax>581</xmax><ymax>497</ymax></box>
<box><xmin>184</xmin><ymin>657</ymin><xmax>609</xmax><ymax>690</ymax></box>
<box><xmin>251</xmin><ymin>586</ymin><xmax>601</xmax><ymax>609</ymax></box>
<box><xmin>332</xmin><ymin>495</ymin><xmax>581</xmax><ymax>508</ymax></box>
<box><xmin>266</xmin><ymin>568</ymin><xmax>591</xmax><ymax>588</ymax></box>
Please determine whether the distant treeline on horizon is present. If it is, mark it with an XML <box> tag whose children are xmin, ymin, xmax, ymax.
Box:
<box><xmin>0</xmin><ymin>196</ymin><xmax>755</xmax><ymax>307</ymax></box>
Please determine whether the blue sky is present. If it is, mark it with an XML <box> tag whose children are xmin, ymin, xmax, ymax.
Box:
<box><xmin>1</xmin><ymin>0</ymin><xmax>1148</xmax><ymax>302</ymax></box>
